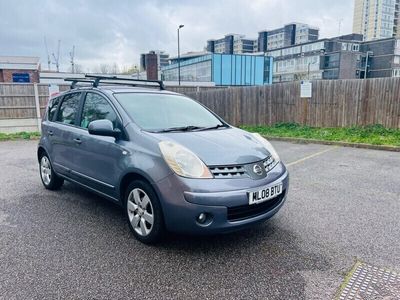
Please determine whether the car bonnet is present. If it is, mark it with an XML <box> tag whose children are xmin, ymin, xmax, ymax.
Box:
<box><xmin>147</xmin><ymin>127</ymin><xmax>270</xmax><ymax>166</ymax></box>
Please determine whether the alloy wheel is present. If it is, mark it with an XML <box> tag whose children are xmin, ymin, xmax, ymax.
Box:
<box><xmin>127</xmin><ymin>188</ymin><xmax>154</xmax><ymax>236</ymax></box>
<box><xmin>40</xmin><ymin>156</ymin><xmax>52</xmax><ymax>185</ymax></box>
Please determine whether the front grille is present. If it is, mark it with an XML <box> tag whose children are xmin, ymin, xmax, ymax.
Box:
<box><xmin>227</xmin><ymin>190</ymin><xmax>286</xmax><ymax>222</ymax></box>
<box><xmin>209</xmin><ymin>156</ymin><xmax>276</xmax><ymax>179</ymax></box>
<box><xmin>209</xmin><ymin>166</ymin><xmax>246</xmax><ymax>178</ymax></box>
<box><xmin>263</xmin><ymin>156</ymin><xmax>276</xmax><ymax>171</ymax></box>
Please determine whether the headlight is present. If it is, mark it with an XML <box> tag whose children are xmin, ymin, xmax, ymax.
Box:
<box><xmin>252</xmin><ymin>133</ymin><xmax>280</xmax><ymax>167</ymax></box>
<box><xmin>159</xmin><ymin>141</ymin><xmax>213</xmax><ymax>179</ymax></box>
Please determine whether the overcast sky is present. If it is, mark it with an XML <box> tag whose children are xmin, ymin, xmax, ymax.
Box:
<box><xmin>0</xmin><ymin>0</ymin><xmax>354</xmax><ymax>72</ymax></box>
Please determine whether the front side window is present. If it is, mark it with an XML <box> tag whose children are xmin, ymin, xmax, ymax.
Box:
<box><xmin>56</xmin><ymin>93</ymin><xmax>81</xmax><ymax>125</ymax></box>
<box><xmin>114</xmin><ymin>93</ymin><xmax>223</xmax><ymax>131</ymax></box>
<box><xmin>80</xmin><ymin>93</ymin><xmax>117</xmax><ymax>128</ymax></box>
<box><xmin>47</xmin><ymin>96</ymin><xmax>62</xmax><ymax>121</ymax></box>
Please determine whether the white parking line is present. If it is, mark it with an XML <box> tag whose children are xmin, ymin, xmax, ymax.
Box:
<box><xmin>286</xmin><ymin>147</ymin><xmax>338</xmax><ymax>167</ymax></box>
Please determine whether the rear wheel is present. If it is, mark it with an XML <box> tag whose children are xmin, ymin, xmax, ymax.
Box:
<box><xmin>125</xmin><ymin>180</ymin><xmax>165</xmax><ymax>244</ymax></box>
<box><xmin>39</xmin><ymin>154</ymin><xmax>64</xmax><ymax>190</ymax></box>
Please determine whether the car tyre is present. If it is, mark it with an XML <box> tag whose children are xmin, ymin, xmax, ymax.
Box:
<box><xmin>39</xmin><ymin>153</ymin><xmax>64</xmax><ymax>190</ymax></box>
<box><xmin>125</xmin><ymin>180</ymin><xmax>165</xmax><ymax>244</ymax></box>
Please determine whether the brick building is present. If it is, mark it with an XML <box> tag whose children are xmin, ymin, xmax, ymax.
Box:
<box><xmin>0</xmin><ymin>56</ymin><xmax>40</xmax><ymax>83</ymax></box>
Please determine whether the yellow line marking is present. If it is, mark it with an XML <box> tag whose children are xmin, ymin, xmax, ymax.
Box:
<box><xmin>286</xmin><ymin>146</ymin><xmax>338</xmax><ymax>167</ymax></box>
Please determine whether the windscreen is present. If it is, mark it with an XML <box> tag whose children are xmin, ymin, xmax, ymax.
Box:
<box><xmin>114</xmin><ymin>93</ymin><xmax>224</xmax><ymax>131</ymax></box>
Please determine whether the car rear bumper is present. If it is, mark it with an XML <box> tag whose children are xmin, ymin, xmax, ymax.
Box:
<box><xmin>153</xmin><ymin>162</ymin><xmax>289</xmax><ymax>234</ymax></box>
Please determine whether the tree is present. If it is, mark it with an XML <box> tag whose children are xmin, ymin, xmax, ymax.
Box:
<box><xmin>111</xmin><ymin>62</ymin><xmax>119</xmax><ymax>74</ymax></box>
<box><xmin>99</xmin><ymin>64</ymin><xmax>110</xmax><ymax>74</ymax></box>
<box><xmin>94</xmin><ymin>63</ymin><xmax>121</xmax><ymax>74</ymax></box>
<box><xmin>69</xmin><ymin>64</ymin><xmax>83</xmax><ymax>73</ymax></box>
<box><xmin>120</xmin><ymin>65</ymin><xmax>139</xmax><ymax>75</ymax></box>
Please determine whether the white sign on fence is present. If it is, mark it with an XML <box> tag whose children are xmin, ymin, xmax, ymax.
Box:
<box><xmin>300</xmin><ymin>81</ymin><xmax>312</xmax><ymax>98</ymax></box>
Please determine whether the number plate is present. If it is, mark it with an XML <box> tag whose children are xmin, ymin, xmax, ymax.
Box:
<box><xmin>248</xmin><ymin>183</ymin><xmax>283</xmax><ymax>205</ymax></box>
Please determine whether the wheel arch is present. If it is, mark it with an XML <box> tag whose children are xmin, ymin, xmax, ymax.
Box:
<box><xmin>119</xmin><ymin>170</ymin><xmax>167</xmax><ymax>228</ymax></box>
<box><xmin>119</xmin><ymin>171</ymin><xmax>157</xmax><ymax>202</ymax></box>
<box><xmin>37</xmin><ymin>146</ymin><xmax>47</xmax><ymax>162</ymax></box>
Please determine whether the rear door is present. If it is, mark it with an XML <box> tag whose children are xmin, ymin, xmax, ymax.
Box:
<box><xmin>70</xmin><ymin>91</ymin><xmax>126</xmax><ymax>199</ymax></box>
<box><xmin>41</xmin><ymin>95</ymin><xmax>63</xmax><ymax>159</ymax></box>
<box><xmin>51</xmin><ymin>92</ymin><xmax>83</xmax><ymax>176</ymax></box>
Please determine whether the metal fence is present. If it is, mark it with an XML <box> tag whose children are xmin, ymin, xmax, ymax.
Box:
<box><xmin>1</xmin><ymin>78</ymin><xmax>400</xmax><ymax>133</ymax></box>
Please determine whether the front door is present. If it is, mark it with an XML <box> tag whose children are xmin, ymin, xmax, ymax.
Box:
<box><xmin>70</xmin><ymin>92</ymin><xmax>125</xmax><ymax>200</ymax></box>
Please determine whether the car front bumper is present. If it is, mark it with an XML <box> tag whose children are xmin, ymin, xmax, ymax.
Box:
<box><xmin>153</xmin><ymin>162</ymin><xmax>289</xmax><ymax>234</ymax></box>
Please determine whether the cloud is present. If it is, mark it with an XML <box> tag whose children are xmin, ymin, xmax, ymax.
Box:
<box><xmin>0</xmin><ymin>0</ymin><xmax>353</xmax><ymax>72</ymax></box>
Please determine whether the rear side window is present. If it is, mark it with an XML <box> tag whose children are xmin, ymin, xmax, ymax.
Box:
<box><xmin>80</xmin><ymin>93</ymin><xmax>117</xmax><ymax>128</ymax></box>
<box><xmin>56</xmin><ymin>93</ymin><xmax>81</xmax><ymax>125</ymax></box>
<box><xmin>47</xmin><ymin>96</ymin><xmax>62</xmax><ymax>121</ymax></box>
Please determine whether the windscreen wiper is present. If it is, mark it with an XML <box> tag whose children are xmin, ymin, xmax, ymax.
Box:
<box><xmin>156</xmin><ymin>125</ymin><xmax>205</xmax><ymax>133</ymax></box>
<box><xmin>195</xmin><ymin>124</ymin><xmax>227</xmax><ymax>131</ymax></box>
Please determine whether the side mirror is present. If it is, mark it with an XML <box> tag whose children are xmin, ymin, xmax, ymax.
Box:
<box><xmin>88</xmin><ymin>119</ymin><xmax>121</xmax><ymax>138</ymax></box>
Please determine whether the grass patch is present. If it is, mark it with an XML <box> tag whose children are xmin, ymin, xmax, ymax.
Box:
<box><xmin>241</xmin><ymin>123</ymin><xmax>400</xmax><ymax>147</ymax></box>
<box><xmin>0</xmin><ymin>131</ymin><xmax>41</xmax><ymax>141</ymax></box>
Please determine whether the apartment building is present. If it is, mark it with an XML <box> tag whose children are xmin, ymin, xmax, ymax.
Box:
<box><xmin>258</xmin><ymin>23</ymin><xmax>319</xmax><ymax>52</ymax></box>
<box><xmin>266</xmin><ymin>33</ymin><xmax>400</xmax><ymax>82</ymax></box>
<box><xmin>361</xmin><ymin>37</ymin><xmax>400</xmax><ymax>77</ymax></box>
<box><xmin>206</xmin><ymin>34</ymin><xmax>258</xmax><ymax>54</ymax></box>
<box><xmin>206</xmin><ymin>23</ymin><xmax>318</xmax><ymax>55</ymax></box>
<box><xmin>139</xmin><ymin>50</ymin><xmax>170</xmax><ymax>72</ymax></box>
<box><xmin>353</xmin><ymin>0</ymin><xmax>400</xmax><ymax>41</ymax></box>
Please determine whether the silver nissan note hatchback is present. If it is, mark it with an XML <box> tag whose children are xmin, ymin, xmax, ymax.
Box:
<box><xmin>38</xmin><ymin>75</ymin><xmax>289</xmax><ymax>244</ymax></box>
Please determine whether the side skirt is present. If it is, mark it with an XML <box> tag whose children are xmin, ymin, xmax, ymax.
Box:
<box><xmin>58</xmin><ymin>173</ymin><xmax>122</xmax><ymax>206</ymax></box>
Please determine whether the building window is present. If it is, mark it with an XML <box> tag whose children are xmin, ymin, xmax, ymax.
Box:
<box><xmin>352</xmin><ymin>44</ymin><xmax>360</xmax><ymax>51</ymax></box>
<box><xmin>324</xmin><ymin>53</ymin><xmax>340</xmax><ymax>68</ymax></box>
<box><xmin>323</xmin><ymin>69</ymin><xmax>339</xmax><ymax>79</ymax></box>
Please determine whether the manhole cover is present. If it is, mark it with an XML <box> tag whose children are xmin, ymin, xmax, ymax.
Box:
<box><xmin>339</xmin><ymin>262</ymin><xmax>400</xmax><ymax>300</ymax></box>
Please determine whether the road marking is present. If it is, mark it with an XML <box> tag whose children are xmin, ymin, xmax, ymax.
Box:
<box><xmin>286</xmin><ymin>147</ymin><xmax>338</xmax><ymax>167</ymax></box>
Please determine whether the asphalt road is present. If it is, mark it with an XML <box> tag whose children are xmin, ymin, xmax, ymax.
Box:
<box><xmin>0</xmin><ymin>140</ymin><xmax>399</xmax><ymax>300</ymax></box>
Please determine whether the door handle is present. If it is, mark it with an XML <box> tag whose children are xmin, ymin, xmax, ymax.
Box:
<box><xmin>73</xmin><ymin>138</ymin><xmax>82</xmax><ymax>145</ymax></box>
<box><xmin>48</xmin><ymin>130</ymin><xmax>54</xmax><ymax>136</ymax></box>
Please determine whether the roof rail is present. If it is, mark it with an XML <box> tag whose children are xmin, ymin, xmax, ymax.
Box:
<box><xmin>64</xmin><ymin>78</ymin><xmax>95</xmax><ymax>89</ymax></box>
<box><xmin>64</xmin><ymin>75</ymin><xmax>166</xmax><ymax>90</ymax></box>
<box><xmin>84</xmin><ymin>74</ymin><xmax>165</xmax><ymax>90</ymax></box>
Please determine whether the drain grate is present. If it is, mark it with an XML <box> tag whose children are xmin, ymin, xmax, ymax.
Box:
<box><xmin>339</xmin><ymin>262</ymin><xmax>400</xmax><ymax>300</ymax></box>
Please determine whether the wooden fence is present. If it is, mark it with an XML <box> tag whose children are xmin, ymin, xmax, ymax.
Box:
<box><xmin>185</xmin><ymin>78</ymin><xmax>400</xmax><ymax>128</ymax></box>
<box><xmin>0</xmin><ymin>84</ymin><xmax>222</xmax><ymax>132</ymax></box>
<box><xmin>1</xmin><ymin>78</ymin><xmax>400</xmax><ymax>133</ymax></box>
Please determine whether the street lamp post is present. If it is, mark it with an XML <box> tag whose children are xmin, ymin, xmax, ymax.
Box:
<box><xmin>307</xmin><ymin>60</ymin><xmax>317</xmax><ymax>80</ymax></box>
<box><xmin>177</xmin><ymin>24</ymin><xmax>184</xmax><ymax>86</ymax></box>
<box><xmin>364</xmin><ymin>51</ymin><xmax>373</xmax><ymax>79</ymax></box>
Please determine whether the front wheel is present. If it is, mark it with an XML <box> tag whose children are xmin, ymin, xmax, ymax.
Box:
<box><xmin>125</xmin><ymin>180</ymin><xmax>165</xmax><ymax>244</ymax></box>
<box><xmin>39</xmin><ymin>154</ymin><xmax>64</xmax><ymax>190</ymax></box>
